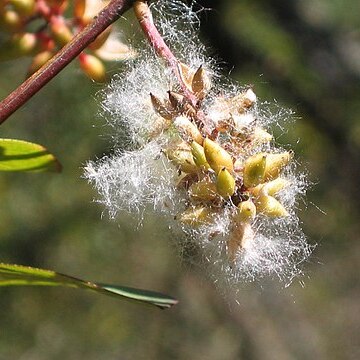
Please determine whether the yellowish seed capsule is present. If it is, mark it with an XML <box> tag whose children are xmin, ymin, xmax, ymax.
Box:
<box><xmin>50</xmin><ymin>19</ymin><xmax>73</xmax><ymax>47</ymax></box>
<box><xmin>256</xmin><ymin>195</ymin><xmax>289</xmax><ymax>217</ymax></box>
<box><xmin>150</xmin><ymin>93</ymin><xmax>173</xmax><ymax>120</ymax></box>
<box><xmin>243</xmin><ymin>152</ymin><xmax>266</xmax><ymax>188</ymax></box>
<box><xmin>0</xmin><ymin>9</ymin><xmax>22</xmax><ymax>32</ymax></box>
<box><xmin>177</xmin><ymin>206</ymin><xmax>213</xmax><ymax>226</ymax></box>
<box><xmin>79</xmin><ymin>53</ymin><xmax>106</xmax><ymax>82</ymax></box>
<box><xmin>192</xmin><ymin>65</ymin><xmax>211</xmax><ymax>100</ymax></box>
<box><xmin>9</xmin><ymin>0</ymin><xmax>35</xmax><ymax>16</ymax></box>
<box><xmin>235</xmin><ymin>200</ymin><xmax>256</xmax><ymax>222</ymax></box>
<box><xmin>264</xmin><ymin>151</ymin><xmax>293</xmax><ymax>181</ymax></box>
<box><xmin>174</xmin><ymin>116</ymin><xmax>203</xmax><ymax>144</ymax></box>
<box><xmin>165</xmin><ymin>146</ymin><xmax>198</xmax><ymax>174</ymax></box>
<box><xmin>189</xmin><ymin>180</ymin><xmax>218</xmax><ymax>201</ymax></box>
<box><xmin>88</xmin><ymin>27</ymin><xmax>111</xmax><ymax>51</ymax></box>
<box><xmin>74</xmin><ymin>0</ymin><xmax>86</xmax><ymax>18</ymax></box>
<box><xmin>216</xmin><ymin>167</ymin><xmax>236</xmax><ymax>198</ymax></box>
<box><xmin>27</xmin><ymin>50</ymin><xmax>53</xmax><ymax>76</ymax></box>
<box><xmin>203</xmin><ymin>138</ymin><xmax>233</xmax><ymax>174</ymax></box>
<box><xmin>250</xmin><ymin>177</ymin><xmax>289</xmax><ymax>197</ymax></box>
<box><xmin>191</xmin><ymin>141</ymin><xmax>210</xmax><ymax>170</ymax></box>
<box><xmin>262</xmin><ymin>178</ymin><xmax>289</xmax><ymax>196</ymax></box>
<box><xmin>0</xmin><ymin>33</ymin><xmax>37</xmax><ymax>61</ymax></box>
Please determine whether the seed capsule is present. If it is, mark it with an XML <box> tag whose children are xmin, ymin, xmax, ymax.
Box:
<box><xmin>235</xmin><ymin>200</ymin><xmax>256</xmax><ymax>222</ymax></box>
<box><xmin>79</xmin><ymin>53</ymin><xmax>106</xmax><ymax>82</ymax></box>
<box><xmin>177</xmin><ymin>206</ymin><xmax>214</xmax><ymax>226</ymax></box>
<box><xmin>192</xmin><ymin>65</ymin><xmax>211</xmax><ymax>100</ymax></box>
<box><xmin>191</xmin><ymin>142</ymin><xmax>210</xmax><ymax>170</ymax></box>
<box><xmin>50</xmin><ymin>19</ymin><xmax>73</xmax><ymax>47</ymax></box>
<box><xmin>256</xmin><ymin>195</ymin><xmax>289</xmax><ymax>217</ymax></box>
<box><xmin>150</xmin><ymin>93</ymin><xmax>173</xmax><ymax>120</ymax></box>
<box><xmin>216</xmin><ymin>168</ymin><xmax>236</xmax><ymax>198</ymax></box>
<box><xmin>0</xmin><ymin>33</ymin><xmax>37</xmax><ymax>61</ymax></box>
<box><xmin>189</xmin><ymin>180</ymin><xmax>218</xmax><ymax>201</ymax></box>
<box><xmin>250</xmin><ymin>177</ymin><xmax>289</xmax><ymax>197</ymax></box>
<box><xmin>165</xmin><ymin>146</ymin><xmax>198</xmax><ymax>174</ymax></box>
<box><xmin>8</xmin><ymin>0</ymin><xmax>35</xmax><ymax>16</ymax></box>
<box><xmin>264</xmin><ymin>152</ymin><xmax>293</xmax><ymax>181</ymax></box>
<box><xmin>178</xmin><ymin>62</ymin><xmax>194</xmax><ymax>91</ymax></box>
<box><xmin>262</xmin><ymin>178</ymin><xmax>289</xmax><ymax>196</ymax></box>
<box><xmin>168</xmin><ymin>91</ymin><xmax>185</xmax><ymax>111</ymax></box>
<box><xmin>0</xmin><ymin>9</ymin><xmax>22</xmax><ymax>32</ymax></box>
<box><xmin>243</xmin><ymin>153</ymin><xmax>266</xmax><ymax>188</ymax></box>
<box><xmin>27</xmin><ymin>50</ymin><xmax>53</xmax><ymax>76</ymax></box>
<box><xmin>203</xmin><ymin>138</ymin><xmax>234</xmax><ymax>174</ymax></box>
<box><xmin>88</xmin><ymin>27</ymin><xmax>111</xmax><ymax>51</ymax></box>
<box><xmin>174</xmin><ymin>116</ymin><xmax>203</xmax><ymax>144</ymax></box>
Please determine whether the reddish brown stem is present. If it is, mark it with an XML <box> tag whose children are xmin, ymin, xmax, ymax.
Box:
<box><xmin>0</xmin><ymin>0</ymin><xmax>134</xmax><ymax>124</ymax></box>
<box><xmin>133</xmin><ymin>0</ymin><xmax>198</xmax><ymax>107</ymax></box>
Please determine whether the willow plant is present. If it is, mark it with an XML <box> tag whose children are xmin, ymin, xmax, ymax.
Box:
<box><xmin>0</xmin><ymin>0</ymin><xmax>313</xmax><ymax>309</ymax></box>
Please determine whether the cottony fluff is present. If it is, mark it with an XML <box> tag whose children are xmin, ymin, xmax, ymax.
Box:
<box><xmin>85</xmin><ymin>0</ymin><xmax>313</xmax><ymax>284</ymax></box>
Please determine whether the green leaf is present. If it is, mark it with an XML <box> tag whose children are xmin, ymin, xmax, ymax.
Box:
<box><xmin>0</xmin><ymin>263</ymin><xmax>178</xmax><ymax>310</ymax></box>
<box><xmin>0</xmin><ymin>139</ymin><xmax>61</xmax><ymax>172</ymax></box>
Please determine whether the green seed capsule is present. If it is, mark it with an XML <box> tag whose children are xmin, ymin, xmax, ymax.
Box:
<box><xmin>191</xmin><ymin>141</ymin><xmax>210</xmax><ymax>170</ymax></box>
<box><xmin>216</xmin><ymin>168</ymin><xmax>236</xmax><ymax>198</ymax></box>
<box><xmin>203</xmin><ymin>138</ymin><xmax>233</xmax><ymax>174</ymax></box>
<box><xmin>243</xmin><ymin>153</ymin><xmax>266</xmax><ymax>188</ymax></box>
<box><xmin>165</xmin><ymin>146</ymin><xmax>198</xmax><ymax>174</ymax></box>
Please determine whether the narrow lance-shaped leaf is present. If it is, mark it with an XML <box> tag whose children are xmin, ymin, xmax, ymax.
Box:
<box><xmin>0</xmin><ymin>139</ymin><xmax>61</xmax><ymax>172</ymax></box>
<box><xmin>0</xmin><ymin>264</ymin><xmax>178</xmax><ymax>310</ymax></box>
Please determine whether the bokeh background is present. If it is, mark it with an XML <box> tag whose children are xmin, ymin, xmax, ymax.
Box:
<box><xmin>0</xmin><ymin>0</ymin><xmax>359</xmax><ymax>359</ymax></box>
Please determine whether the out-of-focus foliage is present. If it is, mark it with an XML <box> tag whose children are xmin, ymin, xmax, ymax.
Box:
<box><xmin>0</xmin><ymin>263</ymin><xmax>177</xmax><ymax>309</ymax></box>
<box><xmin>0</xmin><ymin>0</ymin><xmax>359</xmax><ymax>359</ymax></box>
<box><xmin>0</xmin><ymin>138</ymin><xmax>61</xmax><ymax>172</ymax></box>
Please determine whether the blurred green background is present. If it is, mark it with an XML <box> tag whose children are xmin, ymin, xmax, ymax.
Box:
<box><xmin>0</xmin><ymin>0</ymin><xmax>359</xmax><ymax>359</ymax></box>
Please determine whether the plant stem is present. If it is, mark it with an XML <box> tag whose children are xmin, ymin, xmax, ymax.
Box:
<box><xmin>0</xmin><ymin>0</ymin><xmax>134</xmax><ymax>124</ymax></box>
<box><xmin>133</xmin><ymin>0</ymin><xmax>198</xmax><ymax>107</ymax></box>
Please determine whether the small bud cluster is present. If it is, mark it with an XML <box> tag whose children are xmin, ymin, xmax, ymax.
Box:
<box><xmin>149</xmin><ymin>65</ymin><xmax>297</xmax><ymax>263</ymax></box>
<box><xmin>0</xmin><ymin>0</ymin><xmax>135</xmax><ymax>81</ymax></box>
<box><xmin>86</xmin><ymin>0</ymin><xmax>313</xmax><ymax>284</ymax></box>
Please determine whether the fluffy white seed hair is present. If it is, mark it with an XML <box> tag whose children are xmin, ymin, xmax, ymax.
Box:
<box><xmin>85</xmin><ymin>0</ymin><xmax>313</xmax><ymax>285</ymax></box>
